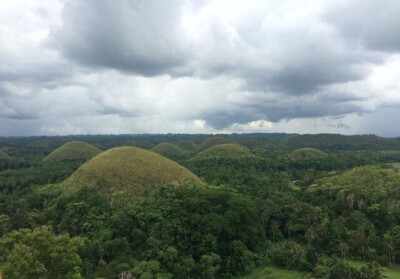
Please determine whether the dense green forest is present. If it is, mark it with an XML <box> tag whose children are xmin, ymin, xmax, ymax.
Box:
<box><xmin>1</xmin><ymin>133</ymin><xmax>400</xmax><ymax>278</ymax></box>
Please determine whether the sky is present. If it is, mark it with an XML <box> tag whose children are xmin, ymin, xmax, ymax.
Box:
<box><xmin>0</xmin><ymin>0</ymin><xmax>400</xmax><ymax>137</ymax></box>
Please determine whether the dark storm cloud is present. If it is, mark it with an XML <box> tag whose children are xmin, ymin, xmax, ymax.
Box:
<box><xmin>53</xmin><ymin>0</ymin><xmax>190</xmax><ymax>76</ymax></box>
<box><xmin>200</xmin><ymin>93</ymin><xmax>365</xmax><ymax>129</ymax></box>
<box><xmin>54</xmin><ymin>0</ymin><xmax>375</xmax><ymax>94</ymax></box>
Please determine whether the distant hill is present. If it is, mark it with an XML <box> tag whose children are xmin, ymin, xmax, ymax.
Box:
<box><xmin>282</xmin><ymin>134</ymin><xmax>400</xmax><ymax>151</ymax></box>
<box><xmin>151</xmin><ymin>143</ymin><xmax>187</xmax><ymax>156</ymax></box>
<box><xmin>290</xmin><ymin>148</ymin><xmax>327</xmax><ymax>160</ymax></box>
<box><xmin>195</xmin><ymin>143</ymin><xmax>253</xmax><ymax>160</ymax></box>
<box><xmin>62</xmin><ymin>146</ymin><xmax>202</xmax><ymax>203</ymax></box>
<box><xmin>0</xmin><ymin>150</ymin><xmax>11</xmax><ymax>160</ymax></box>
<box><xmin>44</xmin><ymin>141</ymin><xmax>102</xmax><ymax>161</ymax></box>
<box><xmin>127</xmin><ymin>139</ymin><xmax>154</xmax><ymax>149</ymax></box>
<box><xmin>176</xmin><ymin>140</ymin><xmax>197</xmax><ymax>152</ymax></box>
<box><xmin>308</xmin><ymin>166</ymin><xmax>400</xmax><ymax>207</ymax></box>
<box><xmin>197</xmin><ymin>137</ymin><xmax>231</xmax><ymax>152</ymax></box>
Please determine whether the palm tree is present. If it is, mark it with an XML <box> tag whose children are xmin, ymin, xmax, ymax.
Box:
<box><xmin>260</xmin><ymin>212</ymin><xmax>269</xmax><ymax>238</ymax></box>
<box><xmin>271</xmin><ymin>220</ymin><xmax>280</xmax><ymax>242</ymax></box>
<box><xmin>285</xmin><ymin>220</ymin><xmax>294</xmax><ymax>240</ymax></box>
<box><xmin>383</xmin><ymin>233</ymin><xmax>394</xmax><ymax>266</ymax></box>
<box><xmin>337</xmin><ymin>242</ymin><xmax>349</xmax><ymax>260</ymax></box>
<box><xmin>304</xmin><ymin>228</ymin><xmax>316</xmax><ymax>248</ymax></box>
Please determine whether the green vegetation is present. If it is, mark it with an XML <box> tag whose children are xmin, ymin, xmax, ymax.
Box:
<box><xmin>195</xmin><ymin>143</ymin><xmax>253</xmax><ymax>160</ymax></box>
<box><xmin>283</xmin><ymin>134</ymin><xmax>400</xmax><ymax>151</ymax></box>
<box><xmin>348</xmin><ymin>261</ymin><xmax>400</xmax><ymax>279</ymax></box>
<box><xmin>388</xmin><ymin>162</ymin><xmax>400</xmax><ymax>173</ymax></box>
<box><xmin>63</xmin><ymin>146</ymin><xmax>202</xmax><ymax>202</ymax></box>
<box><xmin>197</xmin><ymin>137</ymin><xmax>231</xmax><ymax>151</ymax></box>
<box><xmin>237</xmin><ymin>265</ymin><xmax>302</xmax><ymax>279</ymax></box>
<box><xmin>151</xmin><ymin>142</ymin><xmax>188</xmax><ymax>156</ymax></box>
<box><xmin>1</xmin><ymin>133</ymin><xmax>400</xmax><ymax>278</ymax></box>
<box><xmin>43</xmin><ymin>141</ymin><xmax>102</xmax><ymax>161</ymax></box>
<box><xmin>290</xmin><ymin>148</ymin><xmax>327</xmax><ymax>160</ymax></box>
<box><xmin>308</xmin><ymin>166</ymin><xmax>400</xmax><ymax>204</ymax></box>
<box><xmin>0</xmin><ymin>226</ymin><xmax>83</xmax><ymax>279</ymax></box>
<box><xmin>127</xmin><ymin>139</ymin><xmax>154</xmax><ymax>149</ymax></box>
<box><xmin>177</xmin><ymin>140</ymin><xmax>198</xmax><ymax>151</ymax></box>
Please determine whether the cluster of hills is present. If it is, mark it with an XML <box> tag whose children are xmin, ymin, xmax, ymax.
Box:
<box><xmin>1</xmin><ymin>133</ymin><xmax>400</xmax><ymax>278</ymax></box>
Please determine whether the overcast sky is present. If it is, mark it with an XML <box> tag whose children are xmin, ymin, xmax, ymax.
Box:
<box><xmin>0</xmin><ymin>0</ymin><xmax>400</xmax><ymax>137</ymax></box>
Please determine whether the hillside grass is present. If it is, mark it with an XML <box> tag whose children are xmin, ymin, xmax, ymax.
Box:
<box><xmin>388</xmin><ymin>162</ymin><xmax>400</xmax><ymax>173</ymax></box>
<box><xmin>240</xmin><ymin>262</ymin><xmax>400</xmax><ymax>279</ymax></box>
<box><xmin>290</xmin><ymin>148</ymin><xmax>327</xmax><ymax>160</ymax></box>
<box><xmin>62</xmin><ymin>146</ymin><xmax>202</xmax><ymax>202</ymax></box>
<box><xmin>308</xmin><ymin>166</ymin><xmax>400</xmax><ymax>211</ymax></box>
<box><xmin>151</xmin><ymin>142</ymin><xmax>187</xmax><ymax>156</ymax></box>
<box><xmin>237</xmin><ymin>266</ymin><xmax>302</xmax><ymax>279</ymax></box>
<box><xmin>0</xmin><ymin>150</ymin><xmax>11</xmax><ymax>160</ymax></box>
<box><xmin>197</xmin><ymin>137</ymin><xmax>231</xmax><ymax>151</ymax></box>
<box><xmin>195</xmin><ymin>143</ymin><xmax>253</xmax><ymax>160</ymax></box>
<box><xmin>44</xmin><ymin>141</ymin><xmax>102</xmax><ymax>161</ymax></box>
<box><xmin>347</xmin><ymin>260</ymin><xmax>400</xmax><ymax>279</ymax></box>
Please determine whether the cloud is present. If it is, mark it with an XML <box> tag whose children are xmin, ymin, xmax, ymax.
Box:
<box><xmin>1</xmin><ymin>0</ymin><xmax>400</xmax><ymax>135</ymax></box>
<box><xmin>53</xmin><ymin>0</ymin><xmax>191</xmax><ymax>76</ymax></box>
<box><xmin>325</xmin><ymin>0</ymin><xmax>400</xmax><ymax>52</ymax></box>
<box><xmin>327</xmin><ymin>122</ymin><xmax>350</xmax><ymax>129</ymax></box>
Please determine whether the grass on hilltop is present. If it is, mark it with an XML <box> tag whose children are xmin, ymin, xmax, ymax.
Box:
<box><xmin>195</xmin><ymin>143</ymin><xmax>253</xmax><ymax>160</ymax></box>
<box><xmin>388</xmin><ymin>162</ymin><xmax>400</xmax><ymax>173</ymax></box>
<box><xmin>236</xmin><ymin>266</ymin><xmax>302</xmax><ymax>279</ymax></box>
<box><xmin>176</xmin><ymin>140</ymin><xmax>198</xmax><ymax>152</ymax></box>
<box><xmin>44</xmin><ymin>141</ymin><xmax>102</xmax><ymax>162</ymax></box>
<box><xmin>308</xmin><ymin>165</ymin><xmax>400</xmax><ymax>202</ymax></box>
<box><xmin>0</xmin><ymin>150</ymin><xmax>11</xmax><ymax>160</ymax></box>
<box><xmin>290</xmin><ymin>148</ymin><xmax>327</xmax><ymax>160</ymax></box>
<box><xmin>347</xmin><ymin>260</ymin><xmax>400</xmax><ymax>279</ymax></box>
<box><xmin>151</xmin><ymin>143</ymin><xmax>187</xmax><ymax>156</ymax></box>
<box><xmin>239</xmin><ymin>262</ymin><xmax>400</xmax><ymax>279</ymax></box>
<box><xmin>62</xmin><ymin>146</ymin><xmax>202</xmax><ymax>203</ymax></box>
<box><xmin>197</xmin><ymin>137</ymin><xmax>231</xmax><ymax>152</ymax></box>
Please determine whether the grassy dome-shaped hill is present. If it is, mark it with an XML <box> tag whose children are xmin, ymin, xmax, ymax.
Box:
<box><xmin>195</xmin><ymin>144</ymin><xmax>253</xmax><ymax>160</ymax></box>
<box><xmin>308</xmin><ymin>166</ymin><xmax>400</xmax><ymax>205</ymax></box>
<box><xmin>177</xmin><ymin>140</ymin><xmax>197</xmax><ymax>152</ymax></box>
<box><xmin>197</xmin><ymin>137</ymin><xmax>231</xmax><ymax>152</ymax></box>
<box><xmin>151</xmin><ymin>143</ymin><xmax>187</xmax><ymax>156</ymax></box>
<box><xmin>0</xmin><ymin>150</ymin><xmax>11</xmax><ymax>160</ymax></box>
<box><xmin>290</xmin><ymin>148</ymin><xmax>327</xmax><ymax>160</ymax></box>
<box><xmin>44</xmin><ymin>141</ymin><xmax>102</xmax><ymax>162</ymax></box>
<box><xmin>62</xmin><ymin>147</ymin><xmax>202</xmax><ymax>200</ymax></box>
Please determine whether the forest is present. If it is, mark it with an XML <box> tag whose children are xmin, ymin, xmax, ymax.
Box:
<box><xmin>1</xmin><ymin>133</ymin><xmax>400</xmax><ymax>279</ymax></box>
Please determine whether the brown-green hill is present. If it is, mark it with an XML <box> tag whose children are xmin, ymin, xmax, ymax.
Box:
<box><xmin>290</xmin><ymin>148</ymin><xmax>327</xmax><ymax>160</ymax></box>
<box><xmin>0</xmin><ymin>150</ymin><xmax>11</xmax><ymax>160</ymax></box>
<box><xmin>151</xmin><ymin>143</ymin><xmax>187</xmax><ymax>156</ymax></box>
<box><xmin>195</xmin><ymin>144</ymin><xmax>253</xmax><ymax>160</ymax></box>
<box><xmin>44</xmin><ymin>141</ymin><xmax>102</xmax><ymax>162</ymax></box>
<box><xmin>308</xmin><ymin>166</ymin><xmax>400</xmax><ymax>207</ymax></box>
<box><xmin>197</xmin><ymin>137</ymin><xmax>231</xmax><ymax>152</ymax></box>
<box><xmin>177</xmin><ymin>140</ymin><xmax>197</xmax><ymax>152</ymax></box>
<box><xmin>62</xmin><ymin>146</ymin><xmax>202</xmax><ymax>202</ymax></box>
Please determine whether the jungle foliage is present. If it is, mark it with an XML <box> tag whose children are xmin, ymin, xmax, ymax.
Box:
<box><xmin>0</xmin><ymin>133</ymin><xmax>400</xmax><ymax>278</ymax></box>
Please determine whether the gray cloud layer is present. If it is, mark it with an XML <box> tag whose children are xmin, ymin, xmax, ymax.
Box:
<box><xmin>1</xmin><ymin>0</ymin><xmax>400</xmax><ymax>135</ymax></box>
<box><xmin>54</xmin><ymin>0</ymin><xmax>189</xmax><ymax>76</ymax></box>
